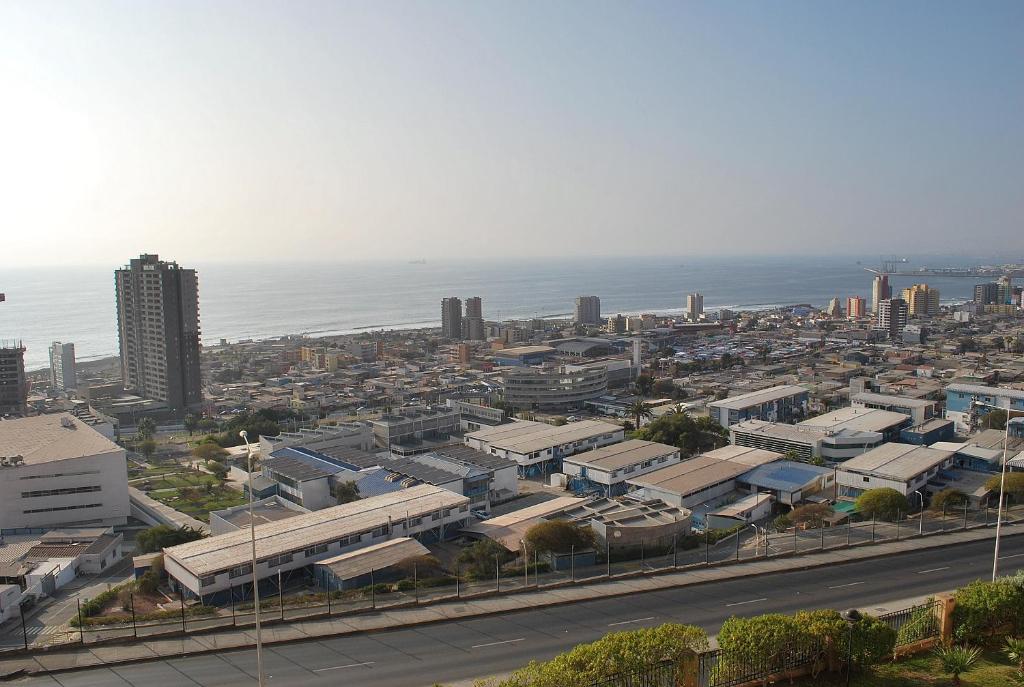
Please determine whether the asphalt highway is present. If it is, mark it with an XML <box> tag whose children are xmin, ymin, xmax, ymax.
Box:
<box><xmin>14</xmin><ymin>534</ymin><xmax>1024</xmax><ymax>687</ymax></box>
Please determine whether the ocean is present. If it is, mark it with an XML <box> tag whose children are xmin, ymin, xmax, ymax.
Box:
<box><xmin>0</xmin><ymin>256</ymin><xmax>1003</xmax><ymax>371</ymax></box>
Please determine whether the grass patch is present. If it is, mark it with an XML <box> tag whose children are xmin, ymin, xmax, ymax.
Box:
<box><xmin>793</xmin><ymin>649</ymin><xmax>1017</xmax><ymax>686</ymax></box>
<box><xmin>143</xmin><ymin>470</ymin><xmax>246</xmax><ymax>522</ymax></box>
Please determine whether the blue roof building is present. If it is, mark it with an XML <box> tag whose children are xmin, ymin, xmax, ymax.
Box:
<box><xmin>737</xmin><ymin>460</ymin><xmax>834</xmax><ymax>506</ymax></box>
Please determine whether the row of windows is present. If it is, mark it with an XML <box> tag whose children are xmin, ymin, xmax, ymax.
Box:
<box><xmin>20</xmin><ymin>470</ymin><xmax>101</xmax><ymax>481</ymax></box>
<box><xmin>23</xmin><ymin>503</ymin><xmax>102</xmax><ymax>514</ymax></box>
<box><xmin>202</xmin><ymin>505</ymin><xmax>471</xmax><ymax>581</ymax></box>
<box><xmin>22</xmin><ymin>485</ymin><xmax>102</xmax><ymax>499</ymax></box>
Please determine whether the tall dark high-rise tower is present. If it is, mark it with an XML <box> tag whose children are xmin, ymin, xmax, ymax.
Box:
<box><xmin>115</xmin><ymin>254</ymin><xmax>202</xmax><ymax>416</ymax></box>
<box><xmin>441</xmin><ymin>297</ymin><xmax>463</xmax><ymax>340</ymax></box>
<box><xmin>464</xmin><ymin>296</ymin><xmax>484</xmax><ymax>340</ymax></box>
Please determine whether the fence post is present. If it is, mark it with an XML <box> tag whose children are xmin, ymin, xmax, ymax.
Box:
<box><xmin>963</xmin><ymin>501</ymin><xmax>969</xmax><ymax>530</ymax></box>
<box><xmin>705</xmin><ymin>530</ymin><xmax>710</xmax><ymax>566</ymax></box>
<box><xmin>673</xmin><ymin>533</ymin><xmax>678</xmax><ymax>568</ymax></box>
<box><xmin>570</xmin><ymin>545</ymin><xmax>576</xmax><ymax>582</ymax></box>
<box><xmin>847</xmin><ymin>519</ymin><xmax>851</xmax><ymax>547</ymax></box>
<box><xmin>896</xmin><ymin>512</ymin><xmax>901</xmax><ymax>541</ymax></box>
<box><xmin>180</xmin><ymin>596</ymin><xmax>186</xmax><ymax>634</ymax></box>
<box><xmin>985</xmin><ymin>505</ymin><xmax>989</xmax><ymax>526</ymax></box>
<box><xmin>131</xmin><ymin>592</ymin><xmax>137</xmax><ymax>638</ymax></box>
<box><xmin>495</xmin><ymin>556</ymin><xmax>500</xmax><ymax>593</ymax></box>
<box><xmin>942</xmin><ymin>503</ymin><xmax>948</xmax><ymax>532</ymax></box>
<box><xmin>735</xmin><ymin>531</ymin><xmax>740</xmax><ymax>561</ymax></box>
<box><xmin>820</xmin><ymin>524</ymin><xmax>825</xmax><ymax>550</ymax></box>
<box><xmin>607</xmin><ymin>540</ymin><xmax>611</xmax><ymax>578</ymax></box>
<box><xmin>871</xmin><ymin>515</ymin><xmax>876</xmax><ymax>543</ymax></box>
<box><xmin>327</xmin><ymin>580</ymin><xmax>332</xmax><ymax>615</ymax></box>
<box><xmin>534</xmin><ymin>549</ymin><xmax>539</xmax><ymax>588</ymax></box>
<box><xmin>230</xmin><ymin>584</ymin><xmax>236</xmax><ymax>624</ymax></box>
<box><xmin>793</xmin><ymin>527</ymin><xmax>798</xmax><ymax>555</ymax></box>
<box><xmin>278</xmin><ymin>569</ymin><xmax>284</xmax><ymax>621</ymax></box>
<box><xmin>678</xmin><ymin>650</ymin><xmax>701</xmax><ymax>687</ymax></box>
<box><xmin>77</xmin><ymin>599</ymin><xmax>84</xmax><ymax>644</ymax></box>
<box><xmin>937</xmin><ymin>593</ymin><xmax>957</xmax><ymax>644</ymax></box>
<box><xmin>919</xmin><ymin>509</ymin><xmax>924</xmax><ymax>536</ymax></box>
<box><xmin>371</xmin><ymin>567</ymin><xmax>376</xmax><ymax>609</ymax></box>
<box><xmin>640</xmin><ymin>539</ymin><xmax>645</xmax><ymax>571</ymax></box>
<box><xmin>414</xmin><ymin>563</ymin><xmax>419</xmax><ymax>603</ymax></box>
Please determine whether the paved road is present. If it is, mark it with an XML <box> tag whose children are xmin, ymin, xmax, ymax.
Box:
<box><xmin>12</xmin><ymin>535</ymin><xmax>1024</xmax><ymax>687</ymax></box>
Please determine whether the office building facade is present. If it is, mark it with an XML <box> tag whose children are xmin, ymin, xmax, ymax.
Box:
<box><xmin>847</xmin><ymin>296</ymin><xmax>866</xmax><ymax>319</ymax></box>
<box><xmin>876</xmin><ymin>298</ymin><xmax>908</xmax><ymax>339</ymax></box>
<box><xmin>974</xmin><ymin>282</ymin><xmax>1000</xmax><ymax>305</ymax></box>
<box><xmin>871</xmin><ymin>274</ymin><xmax>891</xmax><ymax>315</ymax></box>
<box><xmin>574</xmin><ymin>296</ymin><xmax>601</xmax><ymax>325</ymax></box>
<box><xmin>686</xmin><ymin>293</ymin><xmax>704</xmax><ymax>322</ymax></box>
<box><xmin>441</xmin><ymin>297</ymin><xmax>463</xmax><ymax>340</ymax></box>
<box><xmin>49</xmin><ymin>341</ymin><xmax>77</xmax><ymax>391</ymax></box>
<box><xmin>463</xmin><ymin>296</ymin><xmax>484</xmax><ymax>340</ymax></box>
<box><xmin>501</xmin><ymin>364</ymin><xmax>608</xmax><ymax>410</ymax></box>
<box><xmin>0</xmin><ymin>341</ymin><xmax>27</xmax><ymax>416</ymax></box>
<box><xmin>115</xmin><ymin>254</ymin><xmax>202</xmax><ymax>415</ymax></box>
<box><xmin>901</xmin><ymin>284</ymin><xmax>939</xmax><ymax>317</ymax></box>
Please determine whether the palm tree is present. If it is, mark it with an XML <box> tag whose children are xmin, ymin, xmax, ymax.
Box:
<box><xmin>627</xmin><ymin>400</ymin><xmax>653</xmax><ymax>430</ymax></box>
<box><xmin>1004</xmin><ymin>636</ymin><xmax>1024</xmax><ymax>672</ymax></box>
<box><xmin>934</xmin><ymin>644</ymin><xmax>980</xmax><ymax>686</ymax></box>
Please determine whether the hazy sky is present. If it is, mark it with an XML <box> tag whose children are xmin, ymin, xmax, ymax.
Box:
<box><xmin>1</xmin><ymin>1</ymin><xmax>1021</xmax><ymax>267</ymax></box>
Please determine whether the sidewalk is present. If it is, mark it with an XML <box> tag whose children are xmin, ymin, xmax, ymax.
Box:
<box><xmin>1</xmin><ymin>522</ymin><xmax>1020</xmax><ymax>680</ymax></box>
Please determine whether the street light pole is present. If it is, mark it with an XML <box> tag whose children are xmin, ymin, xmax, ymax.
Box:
<box><xmin>992</xmin><ymin>405</ymin><xmax>1013</xmax><ymax>581</ymax></box>
<box><xmin>240</xmin><ymin>430</ymin><xmax>265</xmax><ymax>687</ymax></box>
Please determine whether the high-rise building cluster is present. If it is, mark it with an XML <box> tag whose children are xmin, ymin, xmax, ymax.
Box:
<box><xmin>871</xmin><ymin>274</ymin><xmax>891</xmax><ymax>315</ymax></box>
<box><xmin>440</xmin><ymin>296</ymin><xmax>485</xmax><ymax>340</ymax></box>
<box><xmin>846</xmin><ymin>296</ymin><xmax>866</xmax><ymax>319</ymax></box>
<box><xmin>115</xmin><ymin>254</ymin><xmax>202</xmax><ymax>416</ymax></box>
<box><xmin>974</xmin><ymin>277</ymin><xmax>1013</xmax><ymax>305</ymax></box>
<box><xmin>0</xmin><ymin>339</ymin><xmax>27</xmax><ymax>416</ymax></box>
<box><xmin>901</xmin><ymin>283</ymin><xmax>940</xmax><ymax>317</ymax></box>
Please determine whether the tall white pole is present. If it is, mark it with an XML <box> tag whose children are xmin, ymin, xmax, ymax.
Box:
<box><xmin>992</xmin><ymin>406</ymin><xmax>1012</xmax><ymax>582</ymax></box>
<box><xmin>240</xmin><ymin>431</ymin><xmax>265</xmax><ymax>686</ymax></box>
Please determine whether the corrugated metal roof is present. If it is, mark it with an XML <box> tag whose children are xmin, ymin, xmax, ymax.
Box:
<box><xmin>314</xmin><ymin>537</ymin><xmax>429</xmax><ymax>580</ymax></box>
<box><xmin>562</xmin><ymin>439</ymin><xmax>678</xmax><ymax>471</ymax></box>
<box><xmin>0</xmin><ymin>414</ymin><xmax>121</xmax><ymax>465</ymax></box>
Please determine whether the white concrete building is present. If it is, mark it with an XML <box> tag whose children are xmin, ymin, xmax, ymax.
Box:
<box><xmin>708</xmin><ymin>385</ymin><xmax>809</xmax><ymax>427</ymax></box>
<box><xmin>836</xmin><ymin>443</ymin><xmax>955</xmax><ymax>499</ymax></box>
<box><xmin>731</xmin><ymin>419</ymin><xmax>884</xmax><ymax>462</ymax></box>
<box><xmin>850</xmin><ymin>392</ymin><xmax>936</xmax><ymax>427</ymax></box>
<box><xmin>0</xmin><ymin>414</ymin><xmax>129</xmax><ymax>532</ymax></box>
<box><xmin>561</xmin><ymin>440</ymin><xmax>680</xmax><ymax>496</ymax></box>
<box><xmin>163</xmin><ymin>484</ymin><xmax>469</xmax><ymax>601</ymax></box>
<box><xmin>465</xmin><ymin>419</ymin><xmax>624</xmax><ymax>478</ymax></box>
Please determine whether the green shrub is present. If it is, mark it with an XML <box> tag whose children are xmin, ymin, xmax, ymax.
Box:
<box><xmin>953</xmin><ymin>574</ymin><xmax>1024</xmax><ymax>640</ymax></box>
<box><xmin>396</xmin><ymin>579</ymin><xmax>415</xmax><ymax>592</ymax></box>
<box><xmin>499</xmin><ymin>623</ymin><xmax>707</xmax><ymax>687</ymax></box>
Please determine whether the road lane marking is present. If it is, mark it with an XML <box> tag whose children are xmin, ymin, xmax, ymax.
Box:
<box><xmin>608</xmin><ymin>617</ymin><xmax>655</xmax><ymax>627</ymax></box>
<box><xmin>999</xmin><ymin>553</ymin><xmax>1024</xmax><ymax>560</ymax></box>
<box><xmin>916</xmin><ymin>566</ymin><xmax>951</xmax><ymax>574</ymax></box>
<box><xmin>472</xmin><ymin>638</ymin><xmax>525</xmax><ymax>649</ymax></box>
<box><xmin>725</xmin><ymin>598</ymin><xmax>767</xmax><ymax>607</ymax></box>
<box><xmin>313</xmin><ymin>661</ymin><xmax>376</xmax><ymax>672</ymax></box>
<box><xmin>827</xmin><ymin>582</ymin><xmax>865</xmax><ymax>589</ymax></box>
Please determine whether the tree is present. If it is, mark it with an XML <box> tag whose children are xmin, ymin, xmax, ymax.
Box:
<box><xmin>456</xmin><ymin>539</ymin><xmax>514</xmax><ymax>579</ymax></box>
<box><xmin>634</xmin><ymin>374</ymin><xmax>654</xmax><ymax>398</ymax></box>
<box><xmin>958</xmin><ymin>336</ymin><xmax>979</xmax><ymax>354</ymax></box>
<box><xmin>652</xmin><ymin>379</ymin><xmax>677</xmax><ymax>397</ymax></box>
<box><xmin>855</xmin><ymin>488</ymin><xmax>910</xmax><ymax>522</ymax></box>
<box><xmin>524</xmin><ymin>521</ymin><xmax>597</xmax><ymax>554</ymax></box>
<box><xmin>986</xmin><ymin>473</ymin><xmax>1024</xmax><ymax>502</ymax></box>
<box><xmin>635</xmin><ymin>412</ymin><xmax>728</xmax><ymax>456</ymax></box>
<box><xmin>789</xmin><ymin>503</ymin><xmax>833</xmax><ymax>529</ymax></box>
<box><xmin>139</xmin><ymin>439</ymin><xmax>157</xmax><ymax>462</ymax></box>
<box><xmin>207</xmin><ymin>461</ymin><xmax>229</xmax><ymax>480</ymax></box>
<box><xmin>136</xmin><ymin>417</ymin><xmax>157</xmax><ymax>441</ymax></box>
<box><xmin>192</xmin><ymin>442</ymin><xmax>228</xmax><ymax>462</ymax></box>
<box><xmin>499</xmin><ymin>623</ymin><xmax>708</xmax><ymax>687</ymax></box>
<box><xmin>930</xmin><ymin>488</ymin><xmax>967</xmax><ymax>511</ymax></box>
<box><xmin>184</xmin><ymin>414</ymin><xmax>199</xmax><ymax>436</ymax></box>
<box><xmin>335</xmin><ymin>480</ymin><xmax>360</xmax><ymax>504</ymax></box>
<box><xmin>627</xmin><ymin>400</ymin><xmax>653</xmax><ymax>429</ymax></box>
<box><xmin>136</xmin><ymin>525</ymin><xmax>207</xmax><ymax>554</ymax></box>
<box><xmin>982</xmin><ymin>408</ymin><xmax>1008</xmax><ymax>430</ymax></box>
<box><xmin>934</xmin><ymin>644</ymin><xmax>981</xmax><ymax>686</ymax></box>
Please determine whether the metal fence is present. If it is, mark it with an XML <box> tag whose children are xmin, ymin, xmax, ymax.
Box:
<box><xmin>698</xmin><ymin>638</ymin><xmax>823</xmax><ymax>687</ymax></box>
<box><xmin>879</xmin><ymin>600</ymin><xmax>942</xmax><ymax>647</ymax></box>
<box><xmin>588</xmin><ymin>661</ymin><xmax>678</xmax><ymax>687</ymax></box>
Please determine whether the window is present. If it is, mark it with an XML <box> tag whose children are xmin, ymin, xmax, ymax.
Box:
<box><xmin>863</xmin><ymin>476</ymin><xmax>869</xmax><ymax>483</ymax></box>
<box><xmin>303</xmin><ymin>543</ymin><xmax>328</xmax><ymax>557</ymax></box>
<box><xmin>199</xmin><ymin>575</ymin><xmax>217</xmax><ymax>587</ymax></box>
<box><xmin>23</xmin><ymin>503</ymin><xmax>102</xmax><ymax>514</ymax></box>
<box><xmin>263</xmin><ymin>553</ymin><xmax>293</xmax><ymax>567</ymax></box>
<box><xmin>228</xmin><ymin>563</ymin><xmax>252</xmax><ymax>579</ymax></box>
<box><xmin>372</xmin><ymin>524</ymin><xmax>389</xmax><ymax>537</ymax></box>
<box><xmin>22</xmin><ymin>485</ymin><xmax>102</xmax><ymax>498</ymax></box>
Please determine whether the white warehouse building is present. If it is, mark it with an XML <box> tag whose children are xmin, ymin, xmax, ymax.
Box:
<box><xmin>465</xmin><ymin>419</ymin><xmax>623</xmax><ymax>478</ymax></box>
<box><xmin>0</xmin><ymin>414</ymin><xmax>129</xmax><ymax>532</ymax></box>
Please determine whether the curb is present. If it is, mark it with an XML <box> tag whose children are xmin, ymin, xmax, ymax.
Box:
<box><xmin>3</xmin><ymin>525</ymin><xmax>1020</xmax><ymax>679</ymax></box>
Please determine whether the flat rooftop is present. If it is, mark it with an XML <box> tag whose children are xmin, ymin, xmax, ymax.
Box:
<box><xmin>493</xmin><ymin>345</ymin><xmax>556</xmax><ymax>357</ymax></box>
<box><xmin>852</xmin><ymin>392</ymin><xmax>935</xmax><ymax>409</ymax></box>
<box><xmin>739</xmin><ymin>461</ymin><xmax>832</xmax><ymax>492</ymax></box>
<box><xmin>946</xmin><ymin>383</ymin><xmax>1024</xmax><ymax>401</ymax></box>
<box><xmin>562</xmin><ymin>439</ymin><xmax>677</xmax><ymax>471</ymax></box>
<box><xmin>627</xmin><ymin>446</ymin><xmax>781</xmax><ymax>498</ymax></box>
<box><xmin>164</xmin><ymin>484</ymin><xmax>467</xmax><ymax>577</ymax></box>
<box><xmin>798</xmin><ymin>407</ymin><xmax>910</xmax><ymax>433</ymax></box>
<box><xmin>839</xmin><ymin>443</ymin><xmax>954</xmax><ymax>481</ymax></box>
<box><xmin>709</xmin><ymin>384</ymin><xmax>808</xmax><ymax>410</ymax></box>
<box><xmin>212</xmin><ymin>497</ymin><xmax>307</xmax><ymax>529</ymax></box>
<box><xmin>731</xmin><ymin>419</ymin><xmax>828</xmax><ymax>443</ymax></box>
<box><xmin>0</xmin><ymin>413</ymin><xmax>122</xmax><ymax>465</ymax></box>
<box><xmin>467</xmin><ymin>419</ymin><xmax>622</xmax><ymax>454</ymax></box>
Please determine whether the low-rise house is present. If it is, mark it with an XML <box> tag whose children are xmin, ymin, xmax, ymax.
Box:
<box><xmin>561</xmin><ymin>440</ymin><xmax>680</xmax><ymax>497</ymax></box>
<box><xmin>465</xmin><ymin>419</ymin><xmax>624</xmax><ymax>477</ymax></box>
<box><xmin>836</xmin><ymin>443</ymin><xmax>955</xmax><ymax>499</ymax></box>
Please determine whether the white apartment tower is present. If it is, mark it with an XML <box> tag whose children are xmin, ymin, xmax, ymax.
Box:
<box><xmin>686</xmin><ymin>293</ymin><xmax>704</xmax><ymax>322</ymax></box>
<box><xmin>49</xmin><ymin>341</ymin><xmax>77</xmax><ymax>391</ymax></box>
